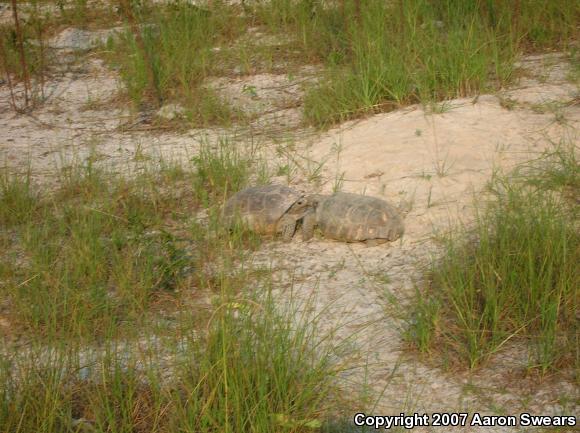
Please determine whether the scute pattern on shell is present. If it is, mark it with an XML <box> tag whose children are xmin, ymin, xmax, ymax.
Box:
<box><xmin>317</xmin><ymin>192</ymin><xmax>404</xmax><ymax>241</ymax></box>
<box><xmin>223</xmin><ymin>184</ymin><xmax>303</xmax><ymax>235</ymax></box>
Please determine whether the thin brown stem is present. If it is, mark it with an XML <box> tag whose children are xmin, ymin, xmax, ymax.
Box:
<box><xmin>11</xmin><ymin>0</ymin><xmax>31</xmax><ymax>108</ymax></box>
<box><xmin>341</xmin><ymin>0</ymin><xmax>348</xmax><ymax>36</ymax></box>
<box><xmin>36</xmin><ymin>17</ymin><xmax>45</xmax><ymax>101</ymax></box>
<box><xmin>0</xmin><ymin>40</ymin><xmax>19</xmax><ymax>111</ymax></box>
<box><xmin>31</xmin><ymin>4</ymin><xmax>46</xmax><ymax>102</ymax></box>
<box><xmin>512</xmin><ymin>0</ymin><xmax>521</xmax><ymax>36</ymax></box>
<box><xmin>354</xmin><ymin>0</ymin><xmax>361</xmax><ymax>26</ymax></box>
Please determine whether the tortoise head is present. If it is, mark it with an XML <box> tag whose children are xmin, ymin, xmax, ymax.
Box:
<box><xmin>286</xmin><ymin>194</ymin><xmax>327</xmax><ymax>219</ymax></box>
<box><xmin>284</xmin><ymin>196</ymin><xmax>309</xmax><ymax>216</ymax></box>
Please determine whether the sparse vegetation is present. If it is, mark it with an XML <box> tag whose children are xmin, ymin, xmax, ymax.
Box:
<box><xmin>408</xmin><ymin>144</ymin><xmax>579</xmax><ymax>374</ymax></box>
<box><xmin>0</xmin><ymin>138</ymin><xmax>275</xmax><ymax>336</ymax></box>
<box><xmin>300</xmin><ymin>0</ymin><xmax>577</xmax><ymax>126</ymax></box>
<box><xmin>105</xmin><ymin>1</ymin><xmax>246</xmax><ymax>121</ymax></box>
<box><xmin>0</xmin><ymin>148</ymin><xmax>347</xmax><ymax>432</ymax></box>
<box><xmin>0</xmin><ymin>285</ymin><xmax>340</xmax><ymax>432</ymax></box>
<box><xmin>2</xmin><ymin>0</ymin><xmax>577</xmax><ymax>124</ymax></box>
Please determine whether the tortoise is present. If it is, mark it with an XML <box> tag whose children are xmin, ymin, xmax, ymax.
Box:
<box><xmin>302</xmin><ymin>192</ymin><xmax>405</xmax><ymax>246</ymax></box>
<box><xmin>222</xmin><ymin>184</ymin><xmax>310</xmax><ymax>241</ymax></box>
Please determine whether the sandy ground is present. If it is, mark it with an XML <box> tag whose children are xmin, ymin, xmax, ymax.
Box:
<box><xmin>1</xmin><ymin>24</ymin><xmax>579</xmax><ymax>432</ymax></box>
<box><xmin>259</xmin><ymin>66</ymin><xmax>579</xmax><ymax>427</ymax></box>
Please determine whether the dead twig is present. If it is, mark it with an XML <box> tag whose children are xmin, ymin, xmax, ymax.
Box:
<box><xmin>10</xmin><ymin>0</ymin><xmax>31</xmax><ymax>108</ymax></box>
<box><xmin>0</xmin><ymin>38</ymin><xmax>19</xmax><ymax>111</ymax></box>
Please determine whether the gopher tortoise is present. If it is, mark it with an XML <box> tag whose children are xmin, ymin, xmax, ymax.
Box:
<box><xmin>302</xmin><ymin>192</ymin><xmax>405</xmax><ymax>246</ymax></box>
<box><xmin>223</xmin><ymin>184</ymin><xmax>310</xmax><ymax>241</ymax></box>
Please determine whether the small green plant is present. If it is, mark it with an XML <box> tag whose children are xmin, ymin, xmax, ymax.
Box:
<box><xmin>191</xmin><ymin>137</ymin><xmax>256</xmax><ymax>206</ymax></box>
<box><xmin>172</xmin><ymin>289</ymin><xmax>339</xmax><ymax>432</ymax></box>
<box><xmin>425</xmin><ymin>101</ymin><xmax>454</xmax><ymax>115</ymax></box>
<box><xmin>433</xmin><ymin>153</ymin><xmax>454</xmax><ymax>178</ymax></box>
<box><xmin>330</xmin><ymin>140</ymin><xmax>345</xmax><ymax>192</ymax></box>
<box><xmin>530</xmin><ymin>101</ymin><xmax>568</xmax><ymax>125</ymax></box>
<box><xmin>515</xmin><ymin>142</ymin><xmax>579</xmax><ymax>203</ymax></box>
<box><xmin>332</xmin><ymin>171</ymin><xmax>345</xmax><ymax>193</ymax></box>
<box><xmin>242</xmin><ymin>84</ymin><xmax>259</xmax><ymax>98</ymax></box>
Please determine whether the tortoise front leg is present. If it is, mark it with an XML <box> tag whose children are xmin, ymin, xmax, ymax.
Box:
<box><xmin>301</xmin><ymin>210</ymin><xmax>316</xmax><ymax>241</ymax></box>
<box><xmin>278</xmin><ymin>215</ymin><xmax>297</xmax><ymax>242</ymax></box>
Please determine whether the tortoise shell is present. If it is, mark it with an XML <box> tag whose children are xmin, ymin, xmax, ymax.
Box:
<box><xmin>316</xmin><ymin>192</ymin><xmax>404</xmax><ymax>242</ymax></box>
<box><xmin>223</xmin><ymin>185</ymin><xmax>306</xmax><ymax>235</ymax></box>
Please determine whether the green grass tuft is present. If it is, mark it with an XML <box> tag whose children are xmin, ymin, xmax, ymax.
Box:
<box><xmin>191</xmin><ymin>138</ymin><xmax>254</xmax><ymax>206</ymax></box>
<box><xmin>408</xmin><ymin>146</ymin><xmax>579</xmax><ymax>373</ymax></box>
<box><xmin>106</xmin><ymin>1</ymin><xmax>246</xmax><ymax>122</ymax></box>
<box><xmin>0</xmin><ymin>168</ymin><xmax>38</xmax><ymax>227</ymax></box>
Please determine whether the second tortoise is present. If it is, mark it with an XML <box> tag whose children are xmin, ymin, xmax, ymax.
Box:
<box><xmin>303</xmin><ymin>192</ymin><xmax>405</xmax><ymax>246</ymax></box>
